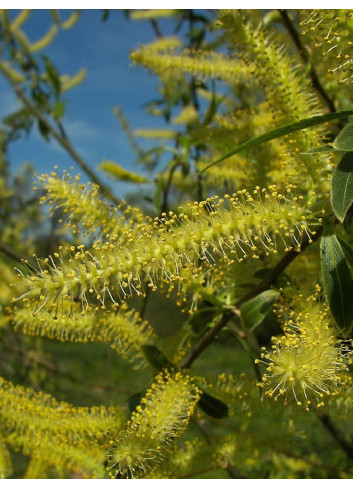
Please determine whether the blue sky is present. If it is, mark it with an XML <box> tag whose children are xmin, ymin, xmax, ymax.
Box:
<box><xmin>0</xmin><ymin>9</ymin><xmax>184</xmax><ymax>197</ymax></box>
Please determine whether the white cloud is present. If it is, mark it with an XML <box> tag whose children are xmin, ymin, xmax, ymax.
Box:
<box><xmin>64</xmin><ymin>118</ymin><xmax>103</xmax><ymax>142</ymax></box>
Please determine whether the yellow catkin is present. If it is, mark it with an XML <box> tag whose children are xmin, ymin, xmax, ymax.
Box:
<box><xmin>0</xmin><ymin>377</ymin><xmax>125</xmax><ymax>477</ymax></box>
<box><xmin>217</xmin><ymin>10</ymin><xmax>333</xmax><ymax>195</ymax></box>
<box><xmin>98</xmin><ymin>160</ymin><xmax>149</xmax><ymax>184</ymax></box>
<box><xmin>256</xmin><ymin>287</ymin><xmax>352</xmax><ymax>410</ymax></box>
<box><xmin>13</xmin><ymin>304</ymin><xmax>156</xmax><ymax>369</ymax></box>
<box><xmin>106</xmin><ymin>371</ymin><xmax>200</xmax><ymax>478</ymax></box>
<box><xmin>15</xmin><ymin>185</ymin><xmax>323</xmax><ymax>317</ymax></box>
<box><xmin>131</xmin><ymin>46</ymin><xmax>252</xmax><ymax>86</ymax></box>
<box><xmin>37</xmin><ymin>171</ymin><xmax>145</xmax><ymax>237</ymax></box>
<box><xmin>301</xmin><ymin>10</ymin><xmax>353</xmax><ymax>85</ymax></box>
<box><xmin>130</xmin><ymin>10</ymin><xmax>181</xmax><ymax>21</ymax></box>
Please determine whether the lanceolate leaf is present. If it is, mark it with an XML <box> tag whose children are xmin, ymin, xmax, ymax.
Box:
<box><xmin>197</xmin><ymin>390</ymin><xmax>228</xmax><ymax>418</ymax></box>
<box><xmin>240</xmin><ymin>290</ymin><xmax>280</xmax><ymax>331</ymax></box>
<box><xmin>331</xmin><ymin>152</ymin><xmax>353</xmax><ymax>222</ymax></box>
<box><xmin>142</xmin><ymin>345</ymin><xmax>176</xmax><ymax>372</ymax></box>
<box><xmin>188</xmin><ymin>302</ymin><xmax>218</xmax><ymax>335</ymax></box>
<box><xmin>337</xmin><ymin>236</ymin><xmax>353</xmax><ymax>269</ymax></box>
<box><xmin>201</xmin><ymin>110</ymin><xmax>353</xmax><ymax>173</ymax></box>
<box><xmin>333</xmin><ymin>121</ymin><xmax>353</xmax><ymax>152</ymax></box>
<box><xmin>320</xmin><ymin>234</ymin><xmax>353</xmax><ymax>335</ymax></box>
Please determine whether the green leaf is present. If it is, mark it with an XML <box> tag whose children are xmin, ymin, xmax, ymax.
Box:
<box><xmin>320</xmin><ymin>234</ymin><xmax>353</xmax><ymax>335</ymax></box>
<box><xmin>333</xmin><ymin>121</ymin><xmax>353</xmax><ymax>152</ymax></box>
<box><xmin>197</xmin><ymin>390</ymin><xmax>228</xmax><ymax>418</ymax></box>
<box><xmin>201</xmin><ymin>110</ymin><xmax>353</xmax><ymax>173</ymax></box>
<box><xmin>188</xmin><ymin>302</ymin><xmax>217</xmax><ymax>335</ymax></box>
<box><xmin>337</xmin><ymin>236</ymin><xmax>353</xmax><ymax>269</ymax></box>
<box><xmin>37</xmin><ymin>119</ymin><xmax>50</xmax><ymax>141</ymax></box>
<box><xmin>128</xmin><ymin>392</ymin><xmax>144</xmax><ymax>412</ymax></box>
<box><xmin>53</xmin><ymin>100</ymin><xmax>65</xmax><ymax>120</ymax></box>
<box><xmin>240</xmin><ymin>290</ymin><xmax>280</xmax><ymax>330</ymax></box>
<box><xmin>141</xmin><ymin>345</ymin><xmax>176</xmax><ymax>372</ymax></box>
<box><xmin>331</xmin><ymin>152</ymin><xmax>353</xmax><ymax>222</ymax></box>
<box><xmin>43</xmin><ymin>55</ymin><xmax>61</xmax><ymax>97</ymax></box>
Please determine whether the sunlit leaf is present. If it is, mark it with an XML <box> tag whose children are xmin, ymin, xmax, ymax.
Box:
<box><xmin>333</xmin><ymin>121</ymin><xmax>353</xmax><ymax>152</ymax></box>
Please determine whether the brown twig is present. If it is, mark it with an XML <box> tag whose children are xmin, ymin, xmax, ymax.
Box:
<box><xmin>0</xmin><ymin>240</ymin><xmax>28</xmax><ymax>264</ymax></box>
<box><xmin>0</xmin><ymin>64</ymin><xmax>120</xmax><ymax>206</ymax></box>
<box><xmin>180</xmin><ymin>311</ymin><xmax>234</xmax><ymax>369</ymax></box>
<box><xmin>180</xmin><ymin>227</ymin><xmax>323</xmax><ymax>369</ymax></box>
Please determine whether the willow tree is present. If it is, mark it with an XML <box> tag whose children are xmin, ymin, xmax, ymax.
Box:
<box><xmin>1</xmin><ymin>9</ymin><xmax>353</xmax><ymax>479</ymax></box>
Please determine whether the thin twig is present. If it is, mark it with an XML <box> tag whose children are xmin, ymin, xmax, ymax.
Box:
<box><xmin>139</xmin><ymin>287</ymin><xmax>151</xmax><ymax>319</ymax></box>
<box><xmin>150</xmin><ymin>18</ymin><xmax>163</xmax><ymax>38</ymax></box>
<box><xmin>0</xmin><ymin>240</ymin><xmax>28</xmax><ymax>263</ymax></box>
<box><xmin>180</xmin><ymin>227</ymin><xmax>323</xmax><ymax>369</ymax></box>
<box><xmin>180</xmin><ymin>311</ymin><xmax>234</xmax><ymax>369</ymax></box>
<box><xmin>0</xmin><ymin>64</ymin><xmax>120</xmax><ymax>206</ymax></box>
<box><xmin>161</xmin><ymin>160</ymin><xmax>181</xmax><ymax>214</ymax></box>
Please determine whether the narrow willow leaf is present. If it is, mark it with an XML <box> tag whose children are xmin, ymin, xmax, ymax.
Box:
<box><xmin>43</xmin><ymin>55</ymin><xmax>61</xmax><ymax>97</ymax></box>
<box><xmin>201</xmin><ymin>110</ymin><xmax>353</xmax><ymax>173</ymax></box>
<box><xmin>333</xmin><ymin>121</ymin><xmax>353</xmax><ymax>152</ymax></box>
<box><xmin>128</xmin><ymin>392</ymin><xmax>144</xmax><ymax>413</ymax></box>
<box><xmin>188</xmin><ymin>303</ymin><xmax>217</xmax><ymax>335</ymax></box>
<box><xmin>142</xmin><ymin>345</ymin><xmax>176</xmax><ymax>372</ymax></box>
<box><xmin>331</xmin><ymin>152</ymin><xmax>353</xmax><ymax>222</ymax></box>
<box><xmin>320</xmin><ymin>234</ymin><xmax>353</xmax><ymax>335</ymax></box>
<box><xmin>53</xmin><ymin>100</ymin><xmax>65</xmax><ymax>120</ymax></box>
<box><xmin>337</xmin><ymin>236</ymin><xmax>353</xmax><ymax>269</ymax></box>
<box><xmin>240</xmin><ymin>290</ymin><xmax>280</xmax><ymax>330</ymax></box>
<box><xmin>197</xmin><ymin>390</ymin><xmax>228</xmax><ymax>418</ymax></box>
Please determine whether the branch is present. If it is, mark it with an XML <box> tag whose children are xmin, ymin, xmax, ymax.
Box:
<box><xmin>0</xmin><ymin>64</ymin><xmax>120</xmax><ymax>206</ymax></box>
<box><xmin>0</xmin><ymin>239</ymin><xmax>28</xmax><ymax>263</ymax></box>
<box><xmin>180</xmin><ymin>227</ymin><xmax>323</xmax><ymax>369</ymax></box>
<box><xmin>180</xmin><ymin>311</ymin><xmax>234</xmax><ymax>369</ymax></box>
